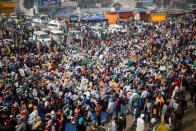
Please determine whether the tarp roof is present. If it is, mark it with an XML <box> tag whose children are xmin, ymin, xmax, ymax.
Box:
<box><xmin>106</xmin><ymin>9</ymin><xmax>133</xmax><ymax>14</ymax></box>
<box><xmin>115</xmin><ymin>9</ymin><xmax>131</xmax><ymax>14</ymax></box>
<box><xmin>81</xmin><ymin>14</ymin><xmax>107</xmax><ymax>21</ymax></box>
<box><xmin>134</xmin><ymin>8</ymin><xmax>150</xmax><ymax>13</ymax></box>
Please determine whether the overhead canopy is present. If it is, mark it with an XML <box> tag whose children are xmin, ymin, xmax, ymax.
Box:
<box><xmin>167</xmin><ymin>9</ymin><xmax>185</xmax><ymax>15</ymax></box>
<box><xmin>81</xmin><ymin>14</ymin><xmax>107</xmax><ymax>21</ymax></box>
<box><xmin>114</xmin><ymin>9</ymin><xmax>131</xmax><ymax>14</ymax></box>
<box><xmin>105</xmin><ymin>12</ymin><xmax>118</xmax><ymax>24</ymax></box>
<box><xmin>140</xmin><ymin>12</ymin><xmax>166</xmax><ymax>22</ymax></box>
<box><xmin>105</xmin><ymin>9</ymin><xmax>134</xmax><ymax>22</ymax></box>
<box><xmin>55</xmin><ymin>9</ymin><xmax>73</xmax><ymax>17</ymax></box>
<box><xmin>111</xmin><ymin>9</ymin><xmax>134</xmax><ymax>19</ymax></box>
<box><xmin>135</xmin><ymin>8</ymin><xmax>151</xmax><ymax>13</ymax></box>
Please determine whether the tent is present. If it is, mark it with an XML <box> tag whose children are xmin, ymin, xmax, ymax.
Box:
<box><xmin>138</xmin><ymin>9</ymin><xmax>166</xmax><ymax>22</ymax></box>
<box><xmin>150</xmin><ymin>13</ymin><xmax>166</xmax><ymax>22</ymax></box>
<box><xmin>105</xmin><ymin>9</ymin><xmax>134</xmax><ymax>24</ymax></box>
<box><xmin>105</xmin><ymin>12</ymin><xmax>119</xmax><ymax>24</ymax></box>
<box><xmin>115</xmin><ymin>9</ymin><xmax>134</xmax><ymax>19</ymax></box>
<box><xmin>115</xmin><ymin>9</ymin><xmax>131</xmax><ymax>14</ymax></box>
<box><xmin>167</xmin><ymin>9</ymin><xmax>186</xmax><ymax>17</ymax></box>
<box><xmin>81</xmin><ymin>14</ymin><xmax>107</xmax><ymax>22</ymax></box>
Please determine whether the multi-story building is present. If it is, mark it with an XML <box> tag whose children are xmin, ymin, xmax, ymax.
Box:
<box><xmin>60</xmin><ymin>0</ymin><xmax>78</xmax><ymax>13</ymax></box>
<box><xmin>0</xmin><ymin>0</ymin><xmax>16</xmax><ymax>15</ymax></box>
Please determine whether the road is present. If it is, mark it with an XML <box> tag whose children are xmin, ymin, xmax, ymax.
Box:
<box><xmin>123</xmin><ymin>95</ymin><xmax>196</xmax><ymax>131</ymax></box>
<box><xmin>177</xmin><ymin>96</ymin><xmax>196</xmax><ymax>131</ymax></box>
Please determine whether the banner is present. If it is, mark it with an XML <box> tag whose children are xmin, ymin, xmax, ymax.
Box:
<box><xmin>41</xmin><ymin>0</ymin><xmax>59</xmax><ymax>7</ymax></box>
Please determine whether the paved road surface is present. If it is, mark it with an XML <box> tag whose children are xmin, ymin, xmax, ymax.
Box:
<box><xmin>125</xmin><ymin>95</ymin><xmax>196</xmax><ymax>131</ymax></box>
<box><xmin>177</xmin><ymin>96</ymin><xmax>196</xmax><ymax>131</ymax></box>
<box><xmin>105</xmin><ymin>95</ymin><xmax>196</xmax><ymax>131</ymax></box>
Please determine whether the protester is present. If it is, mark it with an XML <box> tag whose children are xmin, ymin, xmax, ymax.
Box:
<box><xmin>136</xmin><ymin>114</ymin><xmax>145</xmax><ymax>131</ymax></box>
<box><xmin>0</xmin><ymin>12</ymin><xmax>195</xmax><ymax>131</ymax></box>
<box><xmin>96</xmin><ymin>122</ymin><xmax>106</xmax><ymax>131</ymax></box>
<box><xmin>117</xmin><ymin>112</ymin><xmax>126</xmax><ymax>131</ymax></box>
<box><xmin>109</xmin><ymin>116</ymin><xmax>118</xmax><ymax>131</ymax></box>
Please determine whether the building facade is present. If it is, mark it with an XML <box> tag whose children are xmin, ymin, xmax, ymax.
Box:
<box><xmin>0</xmin><ymin>1</ymin><xmax>16</xmax><ymax>15</ymax></box>
<box><xmin>61</xmin><ymin>0</ymin><xmax>78</xmax><ymax>13</ymax></box>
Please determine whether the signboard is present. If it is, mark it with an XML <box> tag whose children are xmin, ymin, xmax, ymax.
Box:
<box><xmin>61</xmin><ymin>1</ymin><xmax>78</xmax><ymax>7</ymax></box>
<box><xmin>41</xmin><ymin>0</ymin><xmax>59</xmax><ymax>7</ymax></box>
<box><xmin>70</xmin><ymin>15</ymin><xmax>78</xmax><ymax>22</ymax></box>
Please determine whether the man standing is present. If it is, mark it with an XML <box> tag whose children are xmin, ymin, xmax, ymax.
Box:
<box><xmin>62</xmin><ymin>35</ymin><xmax>67</xmax><ymax>48</ymax></box>
<box><xmin>161</xmin><ymin>103</ymin><xmax>168</xmax><ymax>123</ymax></box>
<box><xmin>95</xmin><ymin>103</ymin><xmax>102</xmax><ymax>125</ymax></box>
<box><xmin>109</xmin><ymin>117</ymin><xmax>118</xmax><ymax>131</ymax></box>
<box><xmin>107</xmin><ymin>98</ymin><xmax>115</xmax><ymax>122</ymax></box>
<box><xmin>117</xmin><ymin>112</ymin><xmax>126</xmax><ymax>131</ymax></box>
<box><xmin>136</xmin><ymin>114</ymin><xmax>145</xmax><ymax>131</ymax></box>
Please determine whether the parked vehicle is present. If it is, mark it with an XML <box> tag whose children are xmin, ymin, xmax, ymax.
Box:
<box><xmin>50</xmin><ymin>30</ymin><xmax>65</xmax><ymax>45</ymax></box>
<box><xmin>31</xmin><ymin>18</ymin><xmax>47</xmax><ymax>27</ymax></box>
<box><xmin>108</xmin><ymin>24</ymin><xmax>126</xmax><ymax>33</ymax></box>
<box><xmin>29</xmin><ymin>31</ymin><xmax>51</xmax><ymax>46</ymax></box>
<box><xmin>47</xmin><ymin>20</ymin><xmax>66</xmax><ymax>32</ymax></box>
<box><xmin>31</xmin><ymin>15</ymin><xmax>49</xmax><ymax>27</ymax></box>
<box><xmin>10</xmin><ymin>13</ymin><xmax>17</xmax><ymax>19</ymax></box>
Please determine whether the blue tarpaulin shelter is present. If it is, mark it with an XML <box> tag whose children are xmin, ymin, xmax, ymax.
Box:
<box><xmin>114</xmin><ymin>9</ymin><xmax>131</xmax><ymax>14</ymax></box>
<box><xmin>55</xmin><ymin>9</ymin><xmax>73</xmax><ymax>17</ymax></box>
<box><xmin>134</xmin><ymin>8</ymin><xmax>150</xmax><ymax>13</ymax></box>
<box><xmin>81</xmin><ymin>14</ymin><xmax>107</xmax><ymax>21</ymax></box>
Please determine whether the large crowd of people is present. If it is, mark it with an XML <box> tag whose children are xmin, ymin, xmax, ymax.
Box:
<box><xmin>0</xmin><ymin>13</ymin><xmax>195</xmax><ymax>131</ymax></box>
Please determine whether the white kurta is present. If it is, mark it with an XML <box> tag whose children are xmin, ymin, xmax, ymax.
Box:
<box><xmin>136</xmin><ymin>117</ymin><xmax>145</xmax><ymax>131</ymax></box>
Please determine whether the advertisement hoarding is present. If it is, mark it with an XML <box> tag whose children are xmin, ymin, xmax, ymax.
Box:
<box><xmin>41</xmin><ymin>0</ymin><xmax>59</xmax><ymax>7</ymax></box>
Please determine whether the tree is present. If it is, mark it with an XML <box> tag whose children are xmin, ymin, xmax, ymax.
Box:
<box><xmin>112</xmin><ymin>2</ymin><xmax>122</xmax><ymax>10</ymax></box>
<box><xmin>23</xmin><ymin>0</ymin><xmax>34</xmax><ymax>9</ymax></box>
<box><xmin>189</xmin><ymin>0</ymin><xmax>196</xmax><ymax>3</ymax></box>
